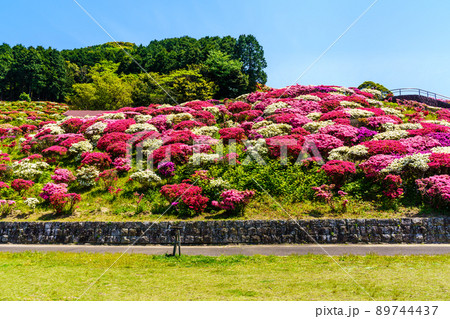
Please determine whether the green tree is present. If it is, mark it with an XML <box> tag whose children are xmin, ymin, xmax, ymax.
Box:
<box><xmin>358</xmin><ymin>81</ymin><xmax>392</xmax><ymax>97</ymax></box>
<box><xmin>7</xmin><ymin>45</ymin><xmax>29</xmax><ymax>99</ymax></box>
<box><xmin>129</xmin><ymin>72</ymin><xmax>165</xmax><ymax>106</ymax></box>
<box><xmin>24</xmin><ymin>46</ymin><xmax>46</xmax><ymax>100</ymax></box>
<box><xmin>0</xmin><ymin>43</ymin><xmax>13</xmax><ymax>100</ymax></box>
<box><xmin>61</xmin><ymin>42</ymin><xmax>136</xmax><ymax>72</ymax></box>
<box><xmin>162</xmin><ymin>66</ymin><xmax>216</xmax><ymax>103</ymax></box>
<box><xmin>197</xmin><ymin>36</ymin><xmax>236</xmax><ymax>61</ymax></box>
<box><xmin>143</xmin><ymin>42</ymin><xmax>170</xmax><ymax>73</ymax></box>
<box><xmin>65</xmin><ymin>61</ymin><xmax>89</xmax><ymax>85</ymax></box>
<box><xmin>68</xmin><ymin>61</ymin><xmax>133</xmax><ymax>110</ymax></box>
<box><xmin>234</xmin><ymin>34</ymin><xmax>267</xmax><ymax>91</ymax></box>
<box><xmin>40</xmin><ymin>47</ymin><xmax>68</xmax><ymax>101</ymax></box>
<box><xmin>203</xmin><ymin>50</ymin><xmax>248</xmax><ymax>99</ymax></box>
<box><xmin>130</xmin><ymin>67</ymin><xmax>215</xmax><ymax>106</ymax></box>
<box><xmin>19</xmin><ymin>92</ymin><xmax>31</xmax><ymax>102</ymax></box>
<box><xmin>69</xmin><ymin>83</ymin><xmax>97</xmax><ymax>109</ymax></box>
<box><xmin>6</xmin><ymin>45</ymin><xmax>48</xmax><ymax>100</ymax></box>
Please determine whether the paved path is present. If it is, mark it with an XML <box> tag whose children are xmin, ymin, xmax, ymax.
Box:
<box><xmin>0</xmin><ymin>244</ymin><xmax>449</xmax><ymax>256</ymax></box>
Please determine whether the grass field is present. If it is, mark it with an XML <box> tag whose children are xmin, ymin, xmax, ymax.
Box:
<box><xmin>0</xmin><ymin>252</ymin><xmax>448</xmax><ymax>300</ymax></box>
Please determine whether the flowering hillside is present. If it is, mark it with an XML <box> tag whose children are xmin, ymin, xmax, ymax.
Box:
<box><xmin>1</xmin><ymin>85</ymin><xmax>450</xmax><ymax>219</ymax></box>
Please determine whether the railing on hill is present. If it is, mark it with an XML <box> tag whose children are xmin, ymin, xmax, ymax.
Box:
<box><xmin>391</xmin><ymin>88</ymin><xmax>450</xmax><ymax>101</ymax></box>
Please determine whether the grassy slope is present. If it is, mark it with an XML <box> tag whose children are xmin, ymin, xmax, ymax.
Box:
<box><xmin>2</xmin><ymin>193</ymin><xmax>445</xmax><ymax>222</ymax></box>
<box><xmin>0</xmin><ymin>252</ymin><xmax>448</xmax><ymax>300</ymax></box>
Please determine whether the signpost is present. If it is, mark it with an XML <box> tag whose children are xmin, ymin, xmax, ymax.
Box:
<box><xmin>171</xmin><ymin>226</ymin><xmax>183</xmax><ymax>256</ymax></box>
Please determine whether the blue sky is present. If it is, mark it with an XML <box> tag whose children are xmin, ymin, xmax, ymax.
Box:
<box><xmin>1</xmin><ymin>0</ymin><xmax>450</xmax><ymax>96</ymax></box>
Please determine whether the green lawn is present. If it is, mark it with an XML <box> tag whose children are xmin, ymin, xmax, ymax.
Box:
<box><xmin>0</xmin><ymin>252</ymin><xmax>448</xmax><ymax>300</ymax></box>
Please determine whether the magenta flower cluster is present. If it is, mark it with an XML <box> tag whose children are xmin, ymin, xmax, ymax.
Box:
<box><xmin>39</xmin><ymin>183</ymin><xmax>68</xmax><ymax>201</ymax></box>
<box><xmin>321</xmin><ymin>160</ymin><xmax>356</xmax><ymax>186</ymax></box>
<box><xmin>318</xmin><ymin>125</ymin><xmax>359</xmax><ymax>145</ymax></box>
<box><xmin>81</xmin><ymin>152</ymin><xmax>112</xmax><ymax>170</ymax></box>
<box><xmin>112</xmin><ymin>157</ymin><xmax>131</xmax><ymax>173</ymax></box>
<box><xmin>160</xmin><ymin>183</ymin><xmax>209</xmax><ymax>215</ymax></box>
<box><xmin>157</xmin><ymin>161</ymin><xmax>176</xmax><ymax>177</ymax></box>
<box><xmin>212</xmin><ymin>189</ymin><xmax>255</xmax><ymax>212</ymax></box>
<box><xmin>416</xmin><ymin>175</ymin><xmax>450</xmax><ymax>207</ymax></box>
<box><xmin>51</xmin><ymin>169</ymin><xmax>76</xmax><ymax>184</ymax></box>
<box><xmin>382</xmin><ymin>174</ymin><xmax>404</xmax><ymax>199</ymax></box>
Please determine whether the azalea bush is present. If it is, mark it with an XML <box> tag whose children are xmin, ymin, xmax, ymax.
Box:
<box><xmin>112</xmin><ymin>157</ymin><xmax>131</xmax><ymax>173</ymax></box>
<box><xmin>51</xmin><ymin>169</ymin><xmax>76</xmax><ymax>184</ymax></box>
<box><xmin>61</xmin><ymin>118</ymin><xmax>84</xmax><ymax>133</ymax></box>
<box><xmin>96</xmin><ymin>169</ymin><xmax>119</xmax><ymax>190</ymax></box>
<box><xmin>129</xmin><ymin>170</ymin><xmax>162</xmax><ymax>188</ymax></box>
<box><xmin>81</xmin><ymin>152</ymin><xmax>112</xmax><ymax>170</ymax></box>
<box><xmin>212</xmin><ymin>189</ymin><xmax>254</xmax><ymax>214</ymax></box>
<box><xmin>11</xmin><ymin>159</ymin><xmax>50</xmax><ymax>180</ymax></box>
<box><xmin>219</xmin><ymin>127</ymin><xmax>246</xmax><ymax>143</ymax></box>
<box><xmin>104</xmin><ymin>118</ymin><xmax>136</xmax><ymax>134</ymax></box>
<box><xmin>96</xmin><ymin>132</ymin><xmax>132</xmax><ymax>151</ymax></box>
<box><xmin>157</xmin><ymin>161</ymin><xmax>176</xmax><ymax>178</ymax></box>
<box><xmin>11</xmin><ymin>179</ymin><xmax>34</xmax><ymax>195</ymax></box>
<box><xmin>321</xmin><ymin>160</ymin><xmax>356</xmax><ymax>187</ymax></box>
<box><xmin>59</xmin><ymin>135</ymin><xmax>86</xmax><ymax>148</ymax></box>
<box><xmin>42</xmin><ymin>146</ymin><xmax>68</xmax><ymax>159</ymax></box>
<box><xmin>0</xmin><ymin>199</ymin><xmax>16</xmax><ymax>215</ymax></box>
<box><xmin>39</xmin><ymin>183</ymin><xmax>68</xmax><ymax>201</ymax></box>
<box><xmin>266</xmin><ymin>134</ymin><xmax>305</xmax><ymax>160</ymax></box>
<box><xmin>49</xmin><ymin>192</ymin><xmax>81</xmax><ymax>214</ymax></box>
<box><xmin>416</xmin><ymin>175</ymin><xmax>450</xmax><ymax>208</ymax></box>
<box><xmin>149</xmin><ymin>143</ymin><xmax>192</xmax><ymax>165</ymax></box>
<box><xmin>311</xmin><ymin>184</ymin><xmax>348</xmax><ymax>213</ymax></box>
<box><xmin>76</xmin><ymin>166</ymin><xmax>100</xmax><ymax>188</ymax></box>
<box><xmin>24</xmin><ymin>197</ymin><xmax>39</xmax><ymax>211</ymax></box>
<box><xmin>160</xmin><ymin>183</ymin><xmax>209</xmax><ymax>216</ymax></box>
<box><xmin>382</xmin><ymin>174</ymin><xmax>404</xmax><ymax>199</ymax></box>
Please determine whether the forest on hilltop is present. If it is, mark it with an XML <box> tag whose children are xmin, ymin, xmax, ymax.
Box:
<box><xmin>0</xmin><ymin>35</ymin><xmax>267</xmax><ymax>109</ymax></box>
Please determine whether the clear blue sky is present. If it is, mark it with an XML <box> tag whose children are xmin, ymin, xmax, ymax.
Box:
<box><xmin>1</xmin><ymin>0</ymin><xmax>450</xmax><ymax>96</ymax></box>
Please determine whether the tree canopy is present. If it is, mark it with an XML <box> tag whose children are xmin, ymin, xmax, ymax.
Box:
<box><xmin>203</xmin><ymin>50</ymin><xmax>248</xmax><ymax>98</ymax></box>
<box><xmin>358</xmin><ymin>81</ymin><xmax>392</xmax><ymax>97</ymax></box>
<box><xmin>0</xmin><ymin>35</ymin><xmax>267</xmax><ymax>108</ymax></box>
<box><xmin>67</xmin><ymin>61</ymin><xmax>133</xmax><ymax>110</ymax></box>
<box><xmin>234</xmin><ymin>34</ymin><xmax>267</xmax><ymax>91</ymax></box>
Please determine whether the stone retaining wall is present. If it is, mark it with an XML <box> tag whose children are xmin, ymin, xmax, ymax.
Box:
<box><xmin>0</xmin><ymin>218</ymin><xmax>448</xmax><ymax>245</ymax></box>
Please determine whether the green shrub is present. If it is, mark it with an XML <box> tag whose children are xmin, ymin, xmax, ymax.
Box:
<box><xmin>19</xmin><ymin>92</ymin><xmax>31</xmax><ymax>102</ymax></box>
<box><xmin>358</xmin><ymin>81</ymin><xmax>391</xmax><ymax>97</ymax></box>
<box><xmin>208</xmin><ymin>160</ymin><xmax>327</xmax><ymax>202</ymax></box>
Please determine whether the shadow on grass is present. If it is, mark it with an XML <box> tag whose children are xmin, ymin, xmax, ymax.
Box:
<box><xmin>11</xmin><ymin>212</ymin><xmax>31</xmax><ymax>219</ymax></box>
<box><xmin>204</xmin><ymin>210</ymin><xmax>242</xmax><ymax>220</ymax></box>
<box><xmin>37</xmin><ymin>211</ymin><xmax>74</xmax><ymax>221</ymax></box>
<box><xmin>415</xmin><ymin>207</ymin><xmax>449</xmax><ymax>217</ymax></box>
<box><xmin>307</xmin><ymin>209</ymin><xmax>327</xmax><ymax>218</ymax></box>
<box><xmin>395</xmin><ymin>197</ymin><xmax>449</xmax><ymax>217</ymax></box>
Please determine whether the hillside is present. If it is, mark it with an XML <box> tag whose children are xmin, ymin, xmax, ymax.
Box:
<box><xmin>0</xmin><ymin>84</ymin><xmax>450</xmax><ymax>221</ymax></box>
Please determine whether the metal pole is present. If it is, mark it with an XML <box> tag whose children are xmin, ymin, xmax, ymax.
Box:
<box><xmin>177</xmin><ymin>229</ymin><xmax>181</xmax><ymax>255</ymax></box>
<box><xmin>171</xmin><ymin>227</ymin><xmax>182</xmax><ymax>256</ymax></box>
<box><xmin>172</xmin><ymin>233</ymin><xmax>177</xmax><ymax>256</ymax></box>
